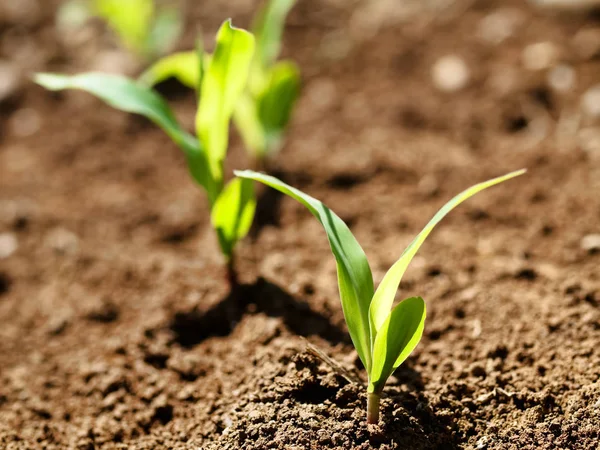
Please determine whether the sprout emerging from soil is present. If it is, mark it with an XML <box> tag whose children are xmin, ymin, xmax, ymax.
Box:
<box><xmin>35</xmin><ymin>20</ymin><xmax>256</xmax><ymax>284</ymax></box>
<box><xmin>235</xmin><ymin>169</ymin><xmax>526</xmax><ymax>424</ymax></box>
<box><xmin>139</xmin><ymin>0</ymin><xmax>300</xmax><ymax>162</ymax></box>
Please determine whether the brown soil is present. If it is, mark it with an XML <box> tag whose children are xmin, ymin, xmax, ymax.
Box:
<box><xmin>1</xmin><ymin>0</ymin><xmax>600</xmax><ymax>449</ymax></box>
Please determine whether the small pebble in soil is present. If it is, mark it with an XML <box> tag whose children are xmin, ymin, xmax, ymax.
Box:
<box><xmin>9</xmin><ymin>108</ymin><xmax>42</xmax><ymax>137</ymax></box>
<box><xmin>45</xmin><ymin>311</ymin><xmax>71</xmax><ymax>336</ymax></box>
<box><xmin>44</xmin><ymin>227</ymin><xmax>79</xmax><ymax>255</ymax></box>
<box><xmin>572</xmin><ymin>28</ymin><xmax>600</xmax><ymax>60</ymax></box>
<box><xmin>431</xmin><ymin>55</ymin><xmax>470</xmax><ymax>93</ymax></box>
<box><xmin>522</xmin><ymin>42</ymin><xmax>559</xmax><ymax>71</ymax></box>
<box><xmin>477</xmin><ymin>8</ymin><xmax>524</xmax><ymax>45</ymax></box>
<box><xmin>0</xmin><ymin>233</ymin><xmax>18</xmax><ymax>259</ymax></box>
<box><xmin>0</xmin><ymin>60</ymin><xmax>21</xmax><ymax>103</ymax></box>
<box><xmin>547</xmin><ymin>64</ymin><xmax>576</xmax><ymax>93</ymax></box>
<box><xmin>578</xmin><ymin>127</ymin><xmax>600</xmax><ymax>157</ymax></box>
<box><xmin>581</xmin><ymin>85</ymin><xmax>600</xmax><ymax>120</ymax></box>
<box><xmin>84</xmin><ymin>297</ymin><xmax>120</xmax><ymax>323</ymax></box>
<box><xmin>418</xmin><ymin>174</ymin><xmax>439</xmax><ymax>197</ymax></box>
<box><xmin>581</xmin><ymin>234</ymin><xmax>600</xmax><ymax>253</ymax></box>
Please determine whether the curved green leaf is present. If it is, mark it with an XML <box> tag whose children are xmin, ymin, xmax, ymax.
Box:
<box><xmin>196</xmin><ymin>20</ymin><xmax>255</xmax><ymax>185</ymax></box>
<box><xmin>257</xmin><ymin>60</ymin><xmax>300</xmax><ymax>155</ymax></box>
<box><xmin>93</xmin><ymin>0</ymin><xmax>154</xmax><ymax>56</ymax></box>
<box><xmin>149</xmin><ymin>7</ymin><xmax>183</xmax><ymax>56</ymax></box>
<box><xmin>235</xmin><ymin>170</ymin><xmax>374</xmax><ymax>370</ymax></box>
<box><xmin>33</xmin><ymin>72</ymin><xmax>219</xmax><ymax>202</ymax></box>
<box><xmin>369</xmin><ymin>296</ymin><xmax>425</xmax><ymax>394</ymax></box>
<box><xmin>233</xmin><ymin>93</ymin><xmax>266</xmax><ymax>158</ymax></box>
<box><xmin>139</xmin><ymin>51</ymin><xmax>199</xmax><ymax>88</ymax></box>
<box><xmin>368</xmin><ymin>169</ymin><xmax>527</xmax><ymax>340</ymax></box>
<box><xmin>252</xmin><ymin>0</ymin><xmax>296</xmax><ymax>77</ymax></box>
<box><xmin>34</xmin><ymin>72</ymin><xmax>193</xmax><ymax>152</ymax></box>
<box><xmin>211</xmin><ymin>178</ymin><xmax>256</xmax><ymax>259</ymax></box>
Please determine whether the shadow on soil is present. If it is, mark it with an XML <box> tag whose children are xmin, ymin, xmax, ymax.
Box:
<box><xmin>169</xmin><ymin>277</ymin><xmax>350</xmax><ymax>348</ymax></box>
<box><xmin>169</xmin><ymin>278</ymin><xmax>460</xmax><ymax>449</ymax></box>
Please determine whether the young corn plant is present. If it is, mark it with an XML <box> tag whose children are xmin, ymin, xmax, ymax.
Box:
<box><xmin>139</xmin><ymin>0</ymin><xmax>300</xmax><ymax>162</ymax></box>
<box><xmin>58</xmin><ymin>0</ymin><xmax>182</xmax><ymax>61</ymax></box>
<box><xmin>235</xmin><ymin>168</ymin><xmax>526</xmax><ymax>424</ymax></box>
<box><xmin>35</xmin><ymin>20</ymin><xmax>256</xmax><ymax>284</ymax></box>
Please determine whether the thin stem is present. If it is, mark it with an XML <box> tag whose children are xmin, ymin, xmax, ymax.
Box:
<box><xmin>367</xmin><ymin>392</ymin><xmax>381</xmax><ymax>424</ymax></box>
<box><xmin>226</xmin><ymin>257</ymin><xmax>238</xmax><ymax>289</ymax></box>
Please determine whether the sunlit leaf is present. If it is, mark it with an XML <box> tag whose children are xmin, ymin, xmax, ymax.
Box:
<box><xmin>368</xmin><ymin>169</ymin><xmax>527</xmax><ymax>340</ymax></box>
<box><xmin>257</xmin><ymin>60</ymin><xmax>300</xmax><ymax>155</ymax></box>
<box><xmin>211</xmin><ymin>178</ymin><xmax>257</xmax><ymax>259</ymax></box>
<box><xmin>93</xmin><ymin>0</ymin><xmax>154</xmax><ymax>56</ymax></box>
<box><xmin>235</xmin><ymin>170</ymin><xmax>374</xmax><ymax>370</ymax></box>
<box><xmin>149</xmin><ymin>7</ymin><xmax>183</xmax><ymax>56</ymax></box>
<box><xmin>33</xmin><ymin>72</ymin><xmax>219</xmax><ymax>202</ymax></box>
<box><xmin>196</xmin><ymin>20</ymin><xmax>255</xmax><ymax>184</ymax></box>
<box><xmin>139</xmin><ymin>51</ymin><xmax>199</xmax><ymax>89</ymax></box>
<box><xmin>251</xmin><ymin>0</ymin><xmax>296</xmax><ymax>86</ymax></box>
<box><xmin>233</xmin><ymin>93</ymin><xmax>266</xmax><ymax>158</ymax></box>
<box><xmin>369</xmin><ymin>297</ymin><xmax>425</xmax><ymax>394</ymax></box>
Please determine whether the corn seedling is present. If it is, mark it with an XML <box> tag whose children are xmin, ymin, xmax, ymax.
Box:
<box><xmin>57</xmin><ymin>0</ymin><xmax>182</xmax><ymax>61</ymax></box>
<box><xmin>35</xmin><ymin>20</ymin><xmax>256</xmax><ymax>283</ymax></box>
<box><xmin>139</xmin><ymin>0</ymin><xmax>300</xmax><ymax>161</ymax></box>
<box><xmin>235</xmin><ymin>169</ymin><xmax>526</xmax><ymax>423</ymax></box>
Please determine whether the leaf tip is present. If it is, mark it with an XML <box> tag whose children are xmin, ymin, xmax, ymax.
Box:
<box><xmin>32</xmin><ymin>72</ymin><xmax>65</xmax><ymax>90</ymax></box>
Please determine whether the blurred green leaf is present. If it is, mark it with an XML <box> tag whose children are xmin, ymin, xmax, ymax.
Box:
<box><xmin>251</xmin><ymin>0</ymin><xmax>296</xmax><ymax>90</ymax></box>
<box><xmin>234</xmin><ymin>170</ymin><xmax>374</xmax><ymax>370</ymax></box>
<box><xmin>211</xmin><ymin>178</ymin><xmax>256</xmax><ymax>259</ymax></box>
<box><xmin>196</xmin><ymin>20</ymin><xmax>255</xmax><ymax>184</ymax></box>
<box><xmin>233</xmin><ymin>93</ymin><xmax>266</xmax><ymax>159</ymax></box>
<box><xmin>93</xmin><ymin>0</ymin><xmax>154</xmax><ymax>56</ymax></box>
<box><xmin>139</xmin><ymin>51</ymin><xmax>199</xmax><ymax>88</ymax></box>
<box><xmin>257</xmin><ymin>60</ymin><xmax>300</xmax><ymax>155</ymax></box>
<box><xmin>149</xmin><ymin>7</ymin><xmax>183</xmax><ymax>56</ymax></box>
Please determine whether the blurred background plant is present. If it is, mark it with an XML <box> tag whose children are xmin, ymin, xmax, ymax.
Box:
<box><xmin>56</xmin><ymin>0</ymin><xmax>182</xmax><ymax>62</ymax></box>
<box><xmin>35</xmin><ymin>20</ymin><xmax>257</xmax><ymax>285</ymax></box>
<box><xmin>139</xmin><ymin>0</ymin><xmax>300</xmax><ymax>165</ymax></box>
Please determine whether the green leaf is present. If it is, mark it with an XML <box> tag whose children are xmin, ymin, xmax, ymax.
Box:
<box><xmin>93</xmin><ymin>0</ymin><xmax>154</xmax><ymax>56</ymax></box>
<box><xmin>252</xmin><ymin>0</ymin><xmax>296</xmax><ymax>73</ymax></box>
<box><xmin>257</xmin><ymin>60</ymin><xmax>300</xmax><ymax>155</ymax></box>
<box><xmin>139</xmin><ymin>51</ymin><xmax>200</xmax><ymax>89</ymax></box>
<box><xmin>33</xmin><ymin>72</ymin><xmax>219</xmax><ymax>203</ymax></box>
<box><xmin>148</xmin><ymin>7</ymin><xmax>183</xmax><ymax>56</ymax></box>
<box><xmin>34</xmin><ymin>72</ymin><xmax>192</xmax><ymax>151</ymax></box>
<box><xmin>233</xmin><ymin>92</ymin><xmax>267</xmax><ymax>158</ymax></box>
<box><xmin>211</xmin><ymin>178</ymin><xmax>257</xmax><ymax>259</ymax></box>
<box><xmin>369</xmin><ymin>297</ymin><xmax>426</xmax><ymax>394</ymax></box>
<box><xmin>235</xmin><ymin>170</ymin><xmax>375</xmax><ymax>370</ymax></box>
<box><xmin>368</xmin><ymin>169</ymin><xmax>527</xmax><ymax>340</ymax></box>
<box><xmin>196</xmin><ymin>20</ymin><xmax>255</xmax><ymax>185</ymax></box>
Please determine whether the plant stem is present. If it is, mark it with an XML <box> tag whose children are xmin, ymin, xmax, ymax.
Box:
<box><xmin>226</xmin><ymin>257</ymin><xmax>238</xmax><ymax>288</ymax></box>
<box><xmin>367</xmin><ymin>392</ymin><xmax>381</xmax><ymax>424</ymax></box>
